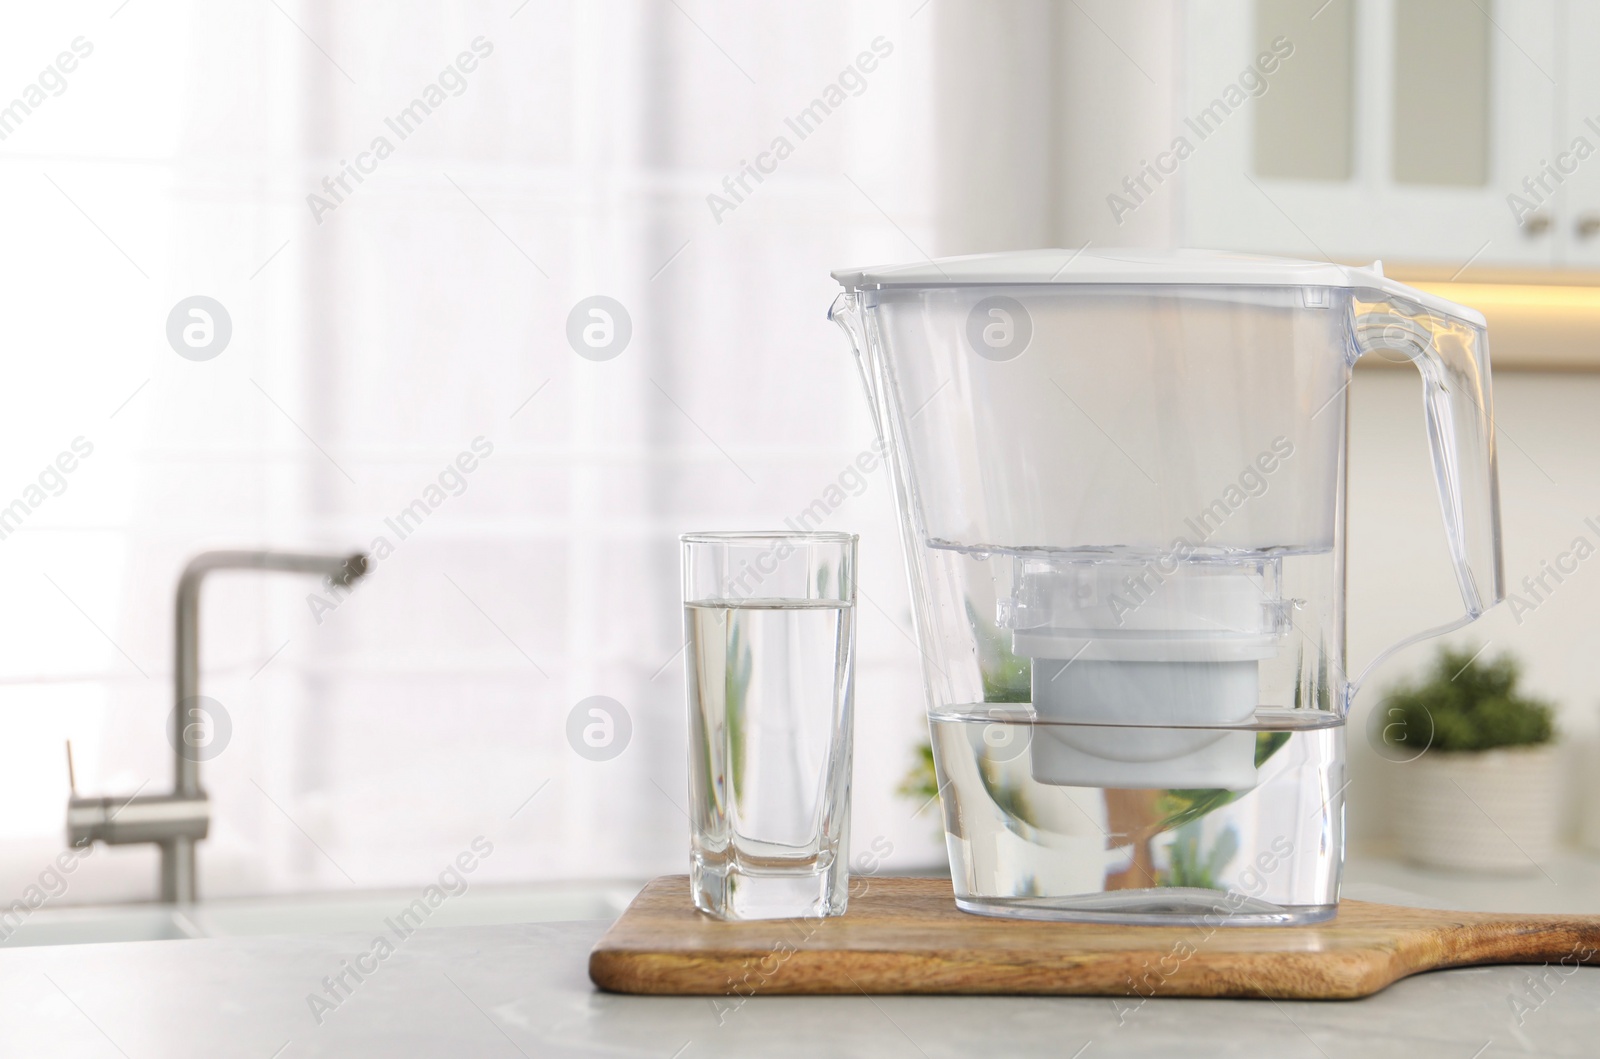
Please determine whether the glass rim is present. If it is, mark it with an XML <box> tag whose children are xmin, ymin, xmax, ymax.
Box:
<box><xmin>679</xmin><ymin>530</ymin><xmax>858</xmax><ymax>545</ymax></box>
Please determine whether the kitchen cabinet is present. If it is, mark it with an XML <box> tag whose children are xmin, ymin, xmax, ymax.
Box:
<box><xmin>1181</xmin><ymin>0</ymin><xmax>1577</xmax><ymax>272</ymax></box>
<box><xmin>1555</xmin><ymin>0</ymin><xmax>1600</xmax><ymax>267</ymax></box>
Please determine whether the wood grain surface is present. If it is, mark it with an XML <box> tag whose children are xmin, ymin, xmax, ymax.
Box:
<box><xmin>588</xmin><ymin>876</ymin><xmax>1600</xmax><ymax>1000</ymax></box>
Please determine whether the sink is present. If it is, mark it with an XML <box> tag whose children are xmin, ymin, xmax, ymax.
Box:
<box><xmin>1</xmin><ymin>906</ymin><xmax>202</xmax><ymax>946</ymax></box>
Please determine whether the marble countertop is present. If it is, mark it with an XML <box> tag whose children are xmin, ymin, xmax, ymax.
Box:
<box><xmin>1</xmin><ymin>913</ymin><xmax>1596</xmax><ymax>1058</ymax></box>
<box><xmin>1342</xmin><ymin>846</ymin><xmax>1600</xmax><ymax>915</ymax></box>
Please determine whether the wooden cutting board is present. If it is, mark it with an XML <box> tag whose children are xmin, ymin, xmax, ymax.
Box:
<box><xmin>589</xmin><ymin>875</ymin><xmax>1600</xmax><ymax>1000</ymax></box>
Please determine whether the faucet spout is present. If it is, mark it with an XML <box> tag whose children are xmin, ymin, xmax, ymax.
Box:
<box><xmin>174</xmin><ymin>551</ymin><xmax>367</xmax><ymax>797</ymax></box>
<box><xmin>68</xmin><ymin>548</ymin><xmax>367</xmax><ymax>904</ymax></box>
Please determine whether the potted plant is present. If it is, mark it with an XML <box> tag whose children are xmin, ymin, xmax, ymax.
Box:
<box><xmin>1381</xmin><ymin>646</ymin><xmax>1559</xmax><ymax>873</ymax></box>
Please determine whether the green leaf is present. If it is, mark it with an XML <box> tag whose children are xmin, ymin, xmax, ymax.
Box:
<box><xmin>897</xmin><ymin>738</ymin><xmax>939</xmax><ymax>809</ymax></box>
<box><xmin>1378</xmin><ymin>645</ymin><xmax>1554</xmax><ymax>753</ymax></box>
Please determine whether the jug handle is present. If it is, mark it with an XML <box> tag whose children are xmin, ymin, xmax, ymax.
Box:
<box><xmin>1347</xmin><ymin>293</ymin><xmax>1505</xmax><ymax>702</ymax></box>
<box><xmin>829</xmin><ymin>291</ymin><xmax>882</xmax><ymax>438</ymax></box>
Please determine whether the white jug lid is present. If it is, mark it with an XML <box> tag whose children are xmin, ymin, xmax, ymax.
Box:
<box><xmin>831</xmin><ymin>248</ymin><xmax>1485</xmax><ymax>327</ymax></box>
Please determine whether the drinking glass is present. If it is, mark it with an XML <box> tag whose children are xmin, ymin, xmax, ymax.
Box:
<box><xmin>681</xmin><ymin>531</ymin><xmax>857</xmax><ymax>920</ymax></box>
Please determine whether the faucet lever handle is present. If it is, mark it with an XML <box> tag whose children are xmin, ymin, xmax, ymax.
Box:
<box><xmin>66</xmin><ymin>739</ymin><xmax>78</xmax><ymax>796</ymax></box>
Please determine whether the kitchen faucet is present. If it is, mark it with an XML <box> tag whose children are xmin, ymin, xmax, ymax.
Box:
<box><xmin>67</xmin><ymin>549</ymin><xmax>367</xmax><ymax>903</ymax></box>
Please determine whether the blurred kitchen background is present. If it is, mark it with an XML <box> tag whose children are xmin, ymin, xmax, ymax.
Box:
<box><xmin>3</xmin><ymin>0</ymin><xmax>1600</xmax><ymax>927</ymax></box>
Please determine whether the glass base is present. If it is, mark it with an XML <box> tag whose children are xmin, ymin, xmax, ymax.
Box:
<box><xmin>692</xmin><ymin>857</ymin><xmax>847</xmax><ymax>921</ymax></box>
<box><xmin>953</xmin><ymin>888</ymin><xmax>1338</xmax><ymax>926</ymax></box>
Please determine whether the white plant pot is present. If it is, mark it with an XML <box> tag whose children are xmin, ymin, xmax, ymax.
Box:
<box><xmin>1392</xmin><ymin>745</ymin><xmax>1561</xmax><ymax>873</ymax></box>
<box><xmin>1583</xmin><ymin>723</ymin><xmax>1600</xmax><ymax>854</ymax></box>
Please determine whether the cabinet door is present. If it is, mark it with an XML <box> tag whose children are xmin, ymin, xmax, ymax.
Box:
<box><xmin>1180</xmin><ymin>0</ymin><xmax>1557</xmax><ymax>269</ymax></box>
<box><xmin>1557</xmin><ymin>0</ymin><xmax>1600</xmax><ymax>267</ymax></box>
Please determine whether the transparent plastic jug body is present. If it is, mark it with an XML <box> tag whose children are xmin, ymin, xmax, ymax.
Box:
<box><xmin>830</xmin><ymin>251</ymin><xmax>1503</xmax><ymax>923</ymax></box>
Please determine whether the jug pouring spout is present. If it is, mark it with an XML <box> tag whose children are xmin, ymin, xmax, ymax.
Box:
<box><xmin>829</xmin><ymin>291</ymin><xmax>880</xmax><ymax>434</ymax></box>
